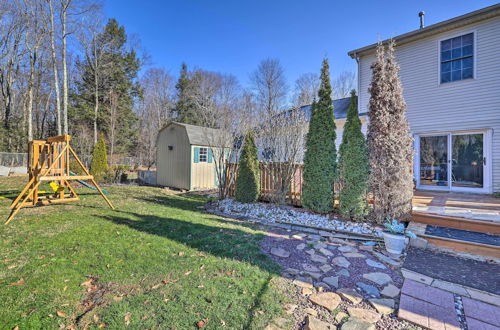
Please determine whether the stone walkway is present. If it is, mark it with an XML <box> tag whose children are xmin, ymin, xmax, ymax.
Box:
<box><xmin>399</xmin><ymin>279</ymin><xmax>500</xmax><ymax>330</ymax></box>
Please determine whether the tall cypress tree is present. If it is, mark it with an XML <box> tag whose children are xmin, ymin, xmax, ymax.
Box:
<box><xmin>338</xmin><ymin>90</ymin><xmax>369</xmax><ymax>219</ymax></box>
<box><xmin>367</xmin><ymin>41</ymin><xmax>413</xmax><ymax>222</ymax></box>
<box><xmin>302</xmin><ymin>58</ymin><xmax>336</xmax><ymax>213</ymax></box>
<box><xmin>174</xmin><ymin>63</ymin><xmax>201</xmax><ymax>125</ymax></box>
<box><xmin>235</xmin><ymin>132</ymin><xmax>260</xmax><ymax>203</ymax></box>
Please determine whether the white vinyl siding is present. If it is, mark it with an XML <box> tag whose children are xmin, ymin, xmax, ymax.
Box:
<box><xmin>357</xmin><ymin>16</ymin><xmax>500</xmax><ymax>192</ymax></box>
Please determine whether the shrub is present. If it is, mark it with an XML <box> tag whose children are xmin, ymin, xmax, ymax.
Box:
<box><xmin>90</xmin><ymin>136</ymin><xmax>109</xmax><ymax>181</ymax></box>
<box><xmin>338</xmin><ymin>90</ymin><xmax>369</xmax><ymax>219</ymax></box>
<box><xmin>302</xmin><ymin>58</ymin><xmax>337</xmax><ymax>213</ymax></box>
<box><xmin>367</xmin><ymin>41</ymin><xmax>413</xmax><ymax>222</ymax></box>
<box><xmin>235</xmin><ymin>132</ymin><xmax>260</xmax><ymax>203</ymax></box>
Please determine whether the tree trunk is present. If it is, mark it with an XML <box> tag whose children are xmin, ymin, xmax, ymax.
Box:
<box><xmin>27</xmin><ymin>52</ymin><xmax>36</xmax><ymax>142</ymax></box>
<box><xmin>48</xmin><ymin>0</ymin><xmax>62</xmax><ymax>135</ymax></box>
<box><xmin>93</xmin><ymin>40</ymin><xmax>99</xmax><ymax>144</ymax></box>
<box><xmin>61</xmin><ymin>1</ymin><xmax>69</xmax><ymax>134</ymax></box>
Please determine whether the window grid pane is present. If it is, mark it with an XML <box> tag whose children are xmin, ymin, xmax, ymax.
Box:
<box><xmin>199</xmin><ymin>148</ymin><xmax>208</xmax><ymax>162</ymax></box>
<box><xmin>440</xmin><ymin>33</ymin><xmax>473</xmax><ymax>83</ymax></box>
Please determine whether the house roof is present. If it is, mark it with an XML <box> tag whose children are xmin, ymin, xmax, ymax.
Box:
<box><xmin>348</xmin><ymin>3</ymin><xmax>500</xmax><ymax>58</ymax></box>
<box><xmin>161</xmin><ymin>122</ymin><xmax>225</xmax><ymax>147</ymax></box>
<box><xmin>299</xmin><ymin>96</ymin><xmax>367</xmax><ymax>120</ymax></box>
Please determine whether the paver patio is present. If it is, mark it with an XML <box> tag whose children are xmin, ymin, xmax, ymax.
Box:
<box><xmin>399</xmin><ymin>278</ymin><xmax>500</xmax><ymax>330</ymax></box>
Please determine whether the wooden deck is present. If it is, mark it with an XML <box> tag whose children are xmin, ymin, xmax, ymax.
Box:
<box><xmin>413</xmin><ymin>190</ymin><xmax>500</xmax><ymax>214</ymax></box>
<box><xmin>411</xmin><ymin>190</ymin><xmax>500</xmax><ymax>237</ymax></box>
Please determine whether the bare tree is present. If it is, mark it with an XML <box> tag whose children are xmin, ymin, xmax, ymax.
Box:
<box><xmin>250</xmin><ymin>58</ymin><xmax>288</xmax><ymax>115</ymax></box>
<box><xmin>332</xmin><ymin>70</ymin><xmax>356</xmax><ymax>99</ymax></box>
<box><xmin>256</xmin><ymin>103</ymin><xmax>307</xmax><ymax>204</ymax></box>
<box><xmin>60</xmin><ymin>0</ymin><xmax>71</xmax><ymax>134</ymax></box>
<box><xmin>292</xmin><ymin>72</ymin><xmax>319</xmax><ymax>107</ymax></box>
<box><xmin>193</xmin><ymin>71</ymin><xmax>249</xmax><ymax>199</ymax></box>
<box><xmin>137</xmin><ymin>67</ymin><xmax>174</xmax><ymax>168</ymax></box>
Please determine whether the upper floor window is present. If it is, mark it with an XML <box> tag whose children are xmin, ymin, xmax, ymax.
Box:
<box><xmin>440</xmin><ymin>33</ymin><xmax>474</xmax><ymax>83</ymax></box>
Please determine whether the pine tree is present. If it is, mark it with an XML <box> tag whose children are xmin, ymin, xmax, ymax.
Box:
<box><xmin>235</xmin><ymin>131</ymin><xmax>260</xmax><ymax>203</ymax></box>
<box><xmin>174</xmin><ymin>63</ymin><xmax>201</xmax><ymax>125</ymax></box>
<box><xmin>302</xmin><ymin>58</ymin><xmax>337</xmax><ymax>213</ymax></box>
<box><xmin>90</xmin><ymin>135</ymin><xmax>108</xmax><ymax>180</ymax></box>
<box><xmin>367</xmin><ymin>41</ymin><xmax>413</xmax><ymax>222</ymax></box>
<box><xmin>338</xmin><ymin>90</ymin><xmax>369</xmax><ymax>219</ymax></box>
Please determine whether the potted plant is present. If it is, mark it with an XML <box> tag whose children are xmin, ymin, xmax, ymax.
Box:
<box><xmin>382</xmin><ymin>219</ymin><xmax>416</xmax><ymax>254</ymax></box>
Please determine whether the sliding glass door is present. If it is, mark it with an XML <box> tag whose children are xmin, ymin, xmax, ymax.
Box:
<box><xmin>417</xmin><ymin>132</ymin><xmax>488</xmax><ymax>192</ymax></box>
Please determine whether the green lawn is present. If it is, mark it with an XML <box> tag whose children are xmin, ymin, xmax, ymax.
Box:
<box><xmin>0</xmin><ymin>177</ymin><xmax>286</xmax><ymax>329</ymax></box>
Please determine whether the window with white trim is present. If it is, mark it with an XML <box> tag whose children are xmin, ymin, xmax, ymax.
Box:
<box><xmin>440</xmin><ymin>33</ymin><xmax>474</xmax><ymax>83</ymax></box>
<box><xmin>199</xmin><ymin>147</ymin><xmax>208</xmax><ymax>162</ymax></box>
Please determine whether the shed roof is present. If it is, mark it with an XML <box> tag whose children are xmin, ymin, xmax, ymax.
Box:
<box><xmin>348</xmin><ymin>3</ymin><xmax>500</xmax><ymax>58</ymax></box>
<box><xmin>161</xmin><ymin>122</ymin><xmax>225</xmax><ymax>147</ymax></box>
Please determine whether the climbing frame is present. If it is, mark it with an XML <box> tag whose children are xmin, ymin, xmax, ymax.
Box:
<box><xmin>6</xmin><ymin>135</ymin><xmax>115</xmax><ymax>224</ymax></box>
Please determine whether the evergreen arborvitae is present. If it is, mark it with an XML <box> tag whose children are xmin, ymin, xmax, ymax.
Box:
<box><xmin>235</xmin><ymin>132</ymin><xmax>260</xmax><ymax>203</ymax></box>
<box><xmin>338</xmin><ymin>90</ymin><xmax>369</xmax><ymax>219</ymax></box>
<box><xmin>90</xmin><ymin>136</ymin><xmax>108</xmax><ymax>179</ymax></box>
<box><xmin>367</xmin><ymin>41</ymin><xmax>413</xmax><ymax>222</ymax></box>
<box><xmin>302</xmin><ymin>58</ymin><xmax>337</xmax><ymax>213</ymax></box>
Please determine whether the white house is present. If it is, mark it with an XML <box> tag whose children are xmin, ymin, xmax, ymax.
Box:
<box><xmin>348</xmin><ymin>4</ymin><xmax>500</xmax><ymax>194</ymax></box>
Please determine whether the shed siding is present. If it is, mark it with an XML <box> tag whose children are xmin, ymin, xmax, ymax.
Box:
<box><xmin>156</xmin><ymin>124</ymin><xmax>191</xmax><ymax>190</ymax></box>
<box><xmin>190</xmin><ymin>145</ymin><xmax>218</xmax><ymax>190</ymax></box>
<box><xmin>357</xmin><ymin>16</ymin><xmax>500</xmax><ymax>192</ymax></box>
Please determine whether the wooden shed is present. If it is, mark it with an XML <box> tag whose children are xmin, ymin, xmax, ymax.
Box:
<box><xmin>156</xmin><ymin>122</ymin><xmax>226</xmax><ymax>190</ymax></box>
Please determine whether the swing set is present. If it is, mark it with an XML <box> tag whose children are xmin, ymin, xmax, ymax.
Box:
<box><xmin>5</xmin><ymin>135</ymin><xmax>115</xmax><ymax>224</ymax></box>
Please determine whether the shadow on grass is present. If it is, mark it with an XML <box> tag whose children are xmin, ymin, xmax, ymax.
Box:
<box><xmin>95</xmin><ymin>206</ymin><xmax>281</xmax><ymax>327</ymax></box>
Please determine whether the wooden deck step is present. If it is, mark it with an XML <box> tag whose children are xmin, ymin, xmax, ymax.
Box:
<box><xmin>411</xmin><ymin>211</ymin><xmax>500</xmax><ymax>235</ymax></box>
<box><xmin>408</xmin><ymin>222</ymin><xmax>500</xmax><ymax>259</ymax></box>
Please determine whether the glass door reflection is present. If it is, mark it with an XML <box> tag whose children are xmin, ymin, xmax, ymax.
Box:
<box><xmin>419</xmin><ymin>135</ymin><xmax>449</xmax><ymax>187</ymax></box>
<box><xmin>452</xmin><ymin>133</ymin><xmax>484</xmax><ymax>188</ymax></box>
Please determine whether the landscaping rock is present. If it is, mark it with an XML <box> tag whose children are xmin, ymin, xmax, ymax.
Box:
<box><xmin>332</xmin><ymin>256</ymin><xmax>351</xmax><ymax>268</ymax></box>
<box><xmin>271</xmin><ymin>247</ymin><xmax>290</xmax><ymax>258</ymax></box>
<box><xmin>372</xmin><ymin>251</ymin><xmax>400</xmax><ymax>266</ymax></box>
<box><xmin>284</xmin><ymin>304</ymin><xmax>298</xmax><ymax>314</ymax></box>
<box><xmin>362</xmin><ymin>272</ymin><xmax>392</xmax><ymax>286</ymax></box>
<box><xmin>322</xmin><ymin>276</ymin><xmax>339</xmax><ymax>288</ymax></box>
<box><xmin>343</xmin><ymin>252</ymin><xmax>366</xmax><ymax>258</ymax></box>
<box><xmin>305</xmin><ymin>271</ymin><xmax>322</xmax><ymax>280</ymax></box>
<box><xmin>304</xmin><ymin>307</ymin><xmax>318</xmax><ymax>316</ymax></box>
<box><xmin>335</xmin><ymin>311</ymin><xmax>349</xmax><ymax>323</ymax></box>
<box><xmin>296</xmin><ymin>243</ymin><xmax>306</xmax><ymax>250</ymax></box>
<box><xmin>341</xmin><ymin>318</ymin><xmax>375</xmax><ymax>330</ymax></box>
<box><xmin>304</xmin><ymin>315</ymin><xmax>334</xmax><ymax>330</ymax></box>
<box><xmin>338</xmin><ymin>246</ymin><xmax>355</xmax><ymax>253</ymax></box>
<box><xmin>365</xmin><ymin>259</ymin><xmax>386</xmax><ymax>269</ymax></box>
<box><xmin>338</xmin><ymin>269</ymin><xmax>350</xmax><ymax>277</ymax></box>
<box><xmin>283</xmin><ymin>268</ymin><xmax>300</xmax><ymax>276</ymax></box>
<box><xmin>308</xmin><ymin>234</ymin><xmax>322</xmax><ymax>241</ymax></box>
<box><xmin>337</xmin><ymin>288</ymin><xmax>363</xmax><ymax>304</ymax></box>
<box><xmin>356</xmin><ymin>282</ymin><xmax>380</xmax><ymax>298</ymax></box>
<box><xmin>315</xmin><ymin>282</ymin><xmax>331</xmax><ymax>290</ymax></box>
<box><xmin>305</xmin><ymin>249</ymin><xmax>316</xmax><ymax>256</ymax></box>
<box><xmin>302</xmin><ymin>287</ymin><xmax>313</xmax><ymax>295</ymax></box>
<box><xmin>292</xmin><ymin>234</ymin><xmax>304</xmax><ymax>240</ymax></box>
<box><xmin>359</xmin><ymin>246</ymin><xmax>374</xmax><ymax>252</ymax></box>
<box><xmin>293</xmin><ymin>276</ymin><xmax>313</xmax><ymax>288</ymax></box>
<box><xmin>319</xmin><ymin>247</ymin><xmax>334</xmax><ymax>257</ymax></box>
<box><xmin>309</xmin><ymin>292</ymin><xmax>342</xmax><ymax>311</ymax></box>
<box><xmin>347</xmin><ymin>307</ymin><xmax>381</xmax><ymax>323</ymax></box>
<box><xmin>314</xmin><ymin>242</ymin><xmax>328</xmax><ymax>249</ymax></box>
<box><xmin>303</xmin><ymin>264</ymin><xmax>321</xmax><ymax>273</ymax></box>
<box><xmin>319</xmin><ymin>264</ymin><xmax>332</xmax><ymax>273</ymax></box>
<box><xmin>368</xmin><ymin>298</ymin><xmax>395</xmax><ymax>314</ymax></box>
<box><xmin>380</xmin><ymin>284</ymin><xmax>400</xmax><ymax>298</ymax></box>
<box><xmin>310</xmin><ymin>254</ymin><xmax>328</xmax><ymax>263</ymax></box>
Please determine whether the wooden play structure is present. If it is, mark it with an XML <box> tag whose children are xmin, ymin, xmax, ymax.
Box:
<box><xmin>6</xmin><ymin>135</ymin><xmax>114</xmax><ymax>224</ymax></box>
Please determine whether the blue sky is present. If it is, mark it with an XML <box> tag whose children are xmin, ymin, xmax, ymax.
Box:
<box><xmin>104</xmin><ymin>0</ymin><xmax>498</xmax><ymax>88</ymax></box>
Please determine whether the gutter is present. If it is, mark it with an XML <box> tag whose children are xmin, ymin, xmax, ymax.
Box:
<box><xmin>347</xmin><ymin>3</ymin><xmax>500</xmax><ymax>58</ymax></box>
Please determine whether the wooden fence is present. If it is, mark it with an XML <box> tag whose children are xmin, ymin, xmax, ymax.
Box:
<box><xmin>225</xmin><ymin>162</ymin><xmax>306</xmax><ymax>206</ymax></box>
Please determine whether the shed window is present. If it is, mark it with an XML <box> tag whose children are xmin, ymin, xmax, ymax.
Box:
<box><xmin>440</xmin><ymin>33</ymin><xmax>473</xmax><ymax>83</ymax></box>
<box><xmin>199</xmin><ymin>147</ymin><xmax>208</xmax><ymax>162</ymax></box>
